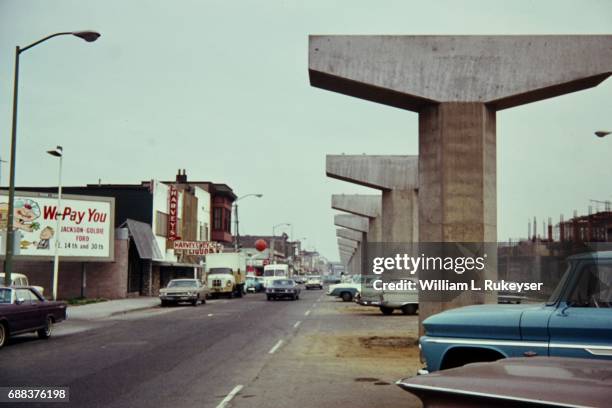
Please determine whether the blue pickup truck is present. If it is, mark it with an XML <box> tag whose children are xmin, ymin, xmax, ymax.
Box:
<box><xmin>419</xmin><ymin>251</ymin><xmax>612</xmax><ymax>373</ymax></box>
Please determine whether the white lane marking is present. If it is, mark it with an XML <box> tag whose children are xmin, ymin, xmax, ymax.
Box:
<box><xmin>208</xmin><ymin>313</ymin><xmax>214</xmax><ymax>317</ymax></box>
<box><xmin>304</xmin><ymin>310</ymin><xmax>311</xmax><ymax>316</ymax></box>
<box><xmin>269</xmin><ymin>339</ymin><xmax>284</xmax><ymax>354</ymax></box>
<box><xmin>293</xmin><ymin>320</ymin><xmax>302</xmax><ymax>329</ymax></box>
<box><xmin>216</xmin><ymin>385</ymin><xmax>243</xmax><ymax>408</ymax></box>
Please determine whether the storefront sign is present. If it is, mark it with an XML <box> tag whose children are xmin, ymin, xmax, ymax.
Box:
<box><xmin>173</xmin><ymin>240</ymin><xmax>223</xmax><ymax>256</ymax></box>
<box><xmin>168</xmin><ymin>186</ymin><xmax>179</xmax><ymax>241</ymax></box>
<box><xmin>0</xmin><ymin>192</ymin><xmax>114</xmax><ymax>260</ymax></box>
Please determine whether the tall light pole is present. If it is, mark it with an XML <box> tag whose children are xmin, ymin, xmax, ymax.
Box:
<box><xmin>233</xmin><ymin>193</ymin><xmax>263</xmax><ymax>251</ymax></box>
<box><xmin>47</xmin><ymin>146</ymin><xmax>63</xmax><ymax>300</ymax></box>
<box><xmin>271</xmin><ymin>223</ymin><xmax>291</xmax><ymax>263</ymax></box>
<box><xmin>3</xmin><ymin>31</ymin><xmax>100</xmax><ymax>287</ymax></box>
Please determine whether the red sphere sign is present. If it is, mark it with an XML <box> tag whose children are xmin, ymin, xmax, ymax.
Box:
<box><xmin>255</xmin><ymin>239</ymin><xmax>267</xmax><ymax>252</ymax></box>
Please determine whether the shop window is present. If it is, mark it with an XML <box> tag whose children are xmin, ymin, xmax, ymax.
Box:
<box><xmin>213</xmin><ymin>207</ymin><xmax>222</xmax><ymax>230</ymax></box>
<box><xmin>156</xmin><ymin>211</ymin><xmax>168</xmax><ymax>237</ymax></box>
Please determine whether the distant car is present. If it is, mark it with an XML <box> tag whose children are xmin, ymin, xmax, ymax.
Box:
<box><xmin>266</xmin><ymin>279</ymin><xmax>300</xmax><ymax>301</ymax></box>
<box><xmin>293</xmin><ymin>276</ymin><xmax>306</xmax><ymax>285</ymax></box>
<box><xmin>305</xmin><ymin>276</ymin><xmax>323</xmax><ymax>290</ymax></box>
<box><xmin>419</xmin><ymin>251</ymin><xmax>612</xmax><ymax>374</ymax></box>
<box><xmin>245</xmin><ymin>276</ymin><xmax>264</xmax><ymax>293</ymax></box>
<box><xmin>0</xmin><ymin>286</ymin><xmax>67</xmax><ymax>349</ymax></box>
<box><xmin>0</xmin><ymin>272</ymin><xmax>45</xmax><ymax>296</ymax></box>
<box><xmin>159</xmin><ymin>279</ymin><xmax>208</xmax><ymax>306</ymax></box>
<box><xmin>397</xmin><ymin>357</ymin><xmax>612</xmax><ymax>408</ymax></box>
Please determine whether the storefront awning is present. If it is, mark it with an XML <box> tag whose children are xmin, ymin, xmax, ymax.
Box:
<box><xmin>123</xmin><ymin>219</ymin><xmax>164</xmax><ymax>261</ymax></box>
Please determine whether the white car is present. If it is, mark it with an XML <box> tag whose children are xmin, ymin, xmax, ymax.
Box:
<box><xmin>305</xmin><ymin>276</ymin><xmax>323</xmax><ymax>290</ymax></box>
<box><xmin>0</xmin><ymin>272</ymin><xmax>45</xmax><ymax>295</ymax></box>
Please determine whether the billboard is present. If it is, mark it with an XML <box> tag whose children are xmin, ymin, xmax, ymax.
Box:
<box><xmin>0</xmin><ymin>191</ymin><xmax>115</xmax><ymax>261</ymax></box>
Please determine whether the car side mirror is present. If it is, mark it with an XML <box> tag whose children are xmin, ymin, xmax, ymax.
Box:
<box><xmin>15</xmin><ymin>297</ymin><xmax>25</xmax><ymax>305</ymax></box>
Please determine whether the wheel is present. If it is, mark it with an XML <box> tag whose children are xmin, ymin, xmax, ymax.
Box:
<box><xmin>296</xmin><ymin>294</ymin><xmax>300</xmax><ymax>300</ymax></box>
<box><xmin>341</xmin><ymin>292</ymin><xmax>353</xmax><ymax>302</ymax></box>
<box><xmin>37</xmin><ymin>317</ymin><xmax>53</xmax><ymax>339</ymax></box>
<box><xmin>401</xmin><ymin>304</ymin><xmax>417</xmax><ymax>315</ymax></box>
<box><xmin>0</xmin><ymin>322</ymin><xmax>7</xmax><ymax>348</ymax></box>
<box><xmin>161</xmin><ymin>300</ymin><xmax>168</xmax><ymax>307</ymax></box>
<box><xmin>201</xmin><ymin>297</ymin><xmax>206</xmax><ymax>305</ymax></box>
<box><xmin>380</xmin><ymin>306</ymin><xmax>394</xmax><ymax>315</ymax></box>
<box><xmin>267</xmin><ymin>295</ymin><xmax>272</xmax><ymax>301</ymax></box>
<box><xmin>192</xmin><ymin>296</ymin><xmax>199</xmax><ymax>306</ymax></box>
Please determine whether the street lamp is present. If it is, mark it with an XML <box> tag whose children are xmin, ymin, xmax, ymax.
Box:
<box><xmin>595</xmin><ymin>130</ymin><xmax>610</xmax><ymax>138</ymax></box>
<box><xmin>47</xmin><ymin>146</ymin><xmax>63</xmax><ymax>300</ymax></box>
<box><xmin>3</xmin><ymin>31</ymin><xmax>100</xmax><ymax>287</ymax></box>
<box><xmin>271</xmin><ymin>223</ymin><xmax>291</xmax><ymax>263</ymax></box>
<box><xmin>233</xmin><ymin>193</ymin><xmax>263</xmax><ymax>251</ymax></box>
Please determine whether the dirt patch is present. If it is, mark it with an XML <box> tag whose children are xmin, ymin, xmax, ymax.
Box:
<box><xmin>299</xmin><ymin>332</ymin><xmax>419</xmax><ymax>361</ymax></box>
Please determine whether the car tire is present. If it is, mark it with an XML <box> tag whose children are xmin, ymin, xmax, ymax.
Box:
<box><xmin>380</xmin><ymin>306</ymin><xmax>394</xmax><ymax>315</ymax></box>
<box><xmin>161</xmin><ymin>300</ymin><xmax>168</xmax><ymax>307</ymax></box>
<box><xmin>296</xmin><ymin>294</ymin><xmax>300</xmax><ymax>300</ymax></box>
<box><xmin>192</xmin><ymin>296</ymin><xmax>199</xmax><ymax>306</ymax></box>
<box><xmin>401</xmin><ymin>304</ymin><xmax>417</xmax><ymax>315</ymax></box>
<box><xmin>341</xmin><ymin>292</ymin><xmax>353</xmax><ymax>302</ymax></box>
<box><xmin>0</xmin><ymin>322</ymin><xmax>8</xmax><ymax>348</ymax></box>
<box><xmin>37</xmin><ymin>317</ymin><xmax>53</xmax><ymax>339</ymax></box>
<box><xmin>201</xmin><ymin>297</ymin><xmax>206</xmax><ymax>305</ymax></box>
<box><xmin>267</xmin><ymin>295</ymin><xmax>272</xmax><ymax>301</ymax></box>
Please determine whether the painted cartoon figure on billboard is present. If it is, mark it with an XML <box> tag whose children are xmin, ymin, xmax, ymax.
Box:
<box><xmin>0</xmin><ymin>198</ymin><xmax>53</xmax><ymax>251</ymax></box>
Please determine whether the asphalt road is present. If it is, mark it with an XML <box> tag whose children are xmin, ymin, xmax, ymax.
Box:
<box><xmin>0</xmin><ymin>289</ymin><xmax>421</xmax><ymax>408</ymax></box>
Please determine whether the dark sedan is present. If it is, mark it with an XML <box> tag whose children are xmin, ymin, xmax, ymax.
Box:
<box><xmin>0</xmin><ymin>286</ymin><xmax>67</xmax><ymax>348</ymax></box>
<box><xmin>266</xmin><ymin>279</ymin><xmax>300</xmax><ymax>301</ymax></box>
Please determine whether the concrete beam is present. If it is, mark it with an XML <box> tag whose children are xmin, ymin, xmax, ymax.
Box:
<box><xmin>334</xmin><ymin>214</ymin><xmax>368</xmax><ymax>233</ymax></box>
<box><xmin>310</xmin><ymin>36</ymin><xmax>612</xmax><ymax>111</ymax></box>
<box><xmin>336</xmin><ymin>228</ymin><xmax>362</xmax><ymax>242</ymax></box>
<box><xmin>332</xmin><ymin>194</ymin><xmax>383</xmax><ymax>241</ymax></box>
<box><xmin>338</xmin><ymin>238</ymin><xmax>358</xmax><ymax>249</ymax></box>
<box><xmin>332</xmin><ymin>194</ymin><xmax>381</xmax><ymax>218</ymax></box>
<box><xmin>327</xmin><ymin>156</ymin><xmax>417</xmax><ymax>190</ymax></box>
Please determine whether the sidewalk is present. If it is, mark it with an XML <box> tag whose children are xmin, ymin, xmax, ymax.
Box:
<box><xmin>67</xmin><ymin>297</ymin><xmax>160</xmax><ymax>321</ymax></box>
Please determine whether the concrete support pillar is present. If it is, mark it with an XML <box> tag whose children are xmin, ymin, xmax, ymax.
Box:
<box><xmin>311</xmin><ymin>34</ymin><xmax>612</xmax><ymax>328</ymax></box>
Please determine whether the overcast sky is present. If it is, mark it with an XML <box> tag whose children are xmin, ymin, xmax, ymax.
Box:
<box><xmin>0</xmin><ymin>0</ymin><xmax>611</xmax><ymax>262</ymax></box>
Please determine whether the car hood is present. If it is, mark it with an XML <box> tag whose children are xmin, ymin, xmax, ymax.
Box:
<box><xmin>423</xmin><ymin>303</ymin><xmax>543</xmax><ymax>340</ymax></box>
<box><xmin>329</xmin><ymin>283</ymin><xmax>360</xmax><ymax>292</ymax></box>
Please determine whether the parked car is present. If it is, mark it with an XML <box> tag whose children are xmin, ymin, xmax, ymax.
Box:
<box><xmin>377</xmin><ymin>280</ymin><xmax>419</xmax><ymax>315</ymax></box>
<box><xmin>397</xmin><ymin>357</ymin><xmax>612</xmax><ymax>408</ymax></box>
<box><xmin>0</xmin><ymin>286</ymin><xmax>67</xmax><ymax>349</ymax></box>
<box><xmin>327</xmin><ymin>275</ymin><xmax>361</xmax><ymax>301</ymax></box>
<box><xmin>245</xmin><ymin>276</ymin><xmax>265</xmax><ymax>293</ymax></box>
<box><xmin>0</xmin><ymin>272</ymin><xmax>45</xmax><ymax>295</ymax></box>
<box><xmin>159</xmin><ymin>279</ymin><xmax>208</xmax><ymax>306</ymax></box>
<box><xmin>419</xmin><ymin>251</ymin><xmax>612</xmax><ymax>373</ymax></box>
<box><xmin>293</xmin><ymin>276</ymin><xmax>306</xmax><ymax>285</ymax></box>
<box><xmin>266</xmin><ymin>279</ymin><xmax>300</xmax><ymax>301</ymax></box>
<box><xmin>305</xmin><ymin>275</ymin><xmax>323</xmax><ymax>290</ymax></box>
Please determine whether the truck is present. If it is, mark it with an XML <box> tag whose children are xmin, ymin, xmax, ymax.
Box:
<box><xmin>262</xmin><ymin>264</ymin><xmax>289</xmax><ymax>288</ymax></box>
<box><xmin>205</xmin><ymin>253</ymin><xmax>246</xmax><ymax>298</ymax></box>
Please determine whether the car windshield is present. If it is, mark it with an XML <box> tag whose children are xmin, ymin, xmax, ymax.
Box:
<box><xmin>264</xmin><ymin>269</ymin><xmax>286</xmax><ymax>277</ymax></box>
<box><xmin>0</xmin><ymin>288</ymin><xmax>11</xmax><ymax>304</ymax></box>
<box><xmin>547</xmin><ymin>264</ymin><xmax>571</xmax><ymax>305</ymax></box>
<box><xmin>168</xmin><ymin>280</ymin><xmax>198</xmax><ymax>288</ymax></box>
<box><xmin>273</xmin><ymin>280</ymin><xmax>294</xmax><ymax>286</ymax></box>
<box><xmin>209</xmin><ymin>268</ymin><xmax>232</xmax><ymax>275</ymax></box>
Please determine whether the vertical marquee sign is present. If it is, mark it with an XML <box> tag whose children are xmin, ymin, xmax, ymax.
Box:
<box><xmin>168</xmin><ymin>186</ymin><xmax>180</xmax><ymax>241</ymax></box>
